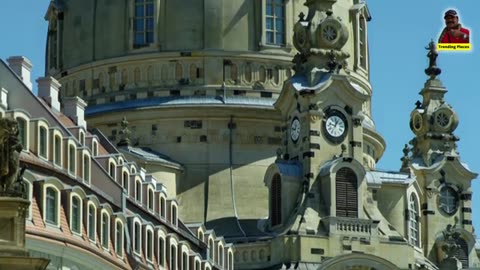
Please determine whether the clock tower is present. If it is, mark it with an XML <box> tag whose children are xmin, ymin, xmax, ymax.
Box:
<box><xmin>265</xmin><ymin>0</ymin><xmax>385</xmax><ymax>234</ymax></box>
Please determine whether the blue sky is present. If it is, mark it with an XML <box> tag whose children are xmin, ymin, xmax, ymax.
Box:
<box><xmin>1</xmin><ymin>1</ymin><xmax>479</xmax><ymax>234</ymax></box>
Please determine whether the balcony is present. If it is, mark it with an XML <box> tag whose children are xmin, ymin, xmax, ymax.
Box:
<box><xmin>322</xmin><ymin>216</ymin><xmax>379</xmax><ymax>238</ymax></box>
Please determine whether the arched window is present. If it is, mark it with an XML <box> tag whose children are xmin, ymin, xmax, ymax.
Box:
<box><xmin>158</xmin><ymin>237</ymin><xmax>165</xmax><ymax>266</ymax></box>
<box><xmin>170</xmin><ymin>244</ymin><xmax>177</xmax><ymax>270</ymax></box>
<box><xmin>122</xmin><ymin>171</ymin><xmax>129</xmax><ymax>191</ymax></box>
<box><xmin>109</xmin><ymin>162</ymin><xmax>116</xmax><ymax>179</ymax></box>
<box><xmin>148</xmin><ymin>188</ymin><xmax>154</xmax><ymax>211</ymax></box>
<box><xmin>171</xmin><ymin>204</ymin><xmax>177</xmax><ymax>226</ymax></box>
<box><xmin>71</xmin><ymin>195</ymin><xmax>81</xmax><ymax>234</ymax></box>
<box><xmin>265</xmin><ymin>0</ymin><xmax>286</xmax><ymax>45</ymax></box>
<box><xmin>271</xmin><ymin>174</ymin><xmax>281</xmax><ymax>226</ymax></box>
<box><xmin>115</xmin><ymin>221</ymin><xmax>124</xmax><ymax>257</ymax></box>
<box><xmin>101</xmin><ymin>212</ymin><xmax>109</xmax><ymax>249</ymax></box>
<box><xmin>218</xmin><ymin>245</ymin><xmax>224</xmax><ymax>267</ymax></box>
<box><xmin>135</xmin><ymin>180</ymin><xmax>142</xmax><ymax>202</ymax></box>
<box><xmin>336</xmin><ymin>167</ymin><xmax>358</xmax><ymax>218</ymax></box>
<box><xmin>182</xmin><ymin>252</ymin><xmax>188</xmax><ymax>270</ymax></box>
<box><xmin>228</xmin><ymin>252</ymin><xmax>233</xmax><ymax>270</ymax></box>
<box><xmin>160</xmin><ymin>196</ymin><xmax>166</xmax><ymax>218</ymax></box>
<box><xmin>88</xmin><ymin>204</ymin><xmax>96</xmax><ymax>241</ymax></box>
<box><xmin>16</xmin><ymin>117</ymin><xmax>27</xmax><ymax>148</ymax></box>
<box><xmin>146</xmin><ymin>229</ymin><xmax>153</xmax><ymax>261</ymax></box>
<box><xmin>195</xmin><ymin>260</ymin><xmax>200</xmax><ymax>270</ymax></box>
<box><xmin>69</xmin><ymin>144</ymin><xmax>76</xmax><ymax>174</ymax></box>
<box><xmin>79</xmin><ymin>131</ymin><xmax>85</xmax><ymax>145</ymax></box>
<box><xmin>54</xmin><ymin>135</ymin><xmax>61</xmax><ymax>166</ymax></box>
<box><xmin>92</xmin><ymin>141</ymin><xmax>98</xmax><ymax>156</ymax></box>
<box><xmin>208</xmin><ymin>238</ymin><xmax>214</xmax><ymax>260</ymax></box>
<box><xmin>45</xmin><ymin>187</ymin><xmax>58</xmax><ymax>224</ymax></box>
<box><xmin>83</xmin><ymin>154</ymin><xmax>90</xmax><ymax>183</ymax></box>
<box><xmin>409</xmin><ymin>194</ymin><xmax>420</xmax><ymax>247</ymax></box>
<box><xmin>133</xmin><ymin>221</ymin><xmax>141</xmax><ymax>254</ymax></box>
<box><xmin>39</xmin><ymin>126</ymin><xmax>47</xmax><ymax>158</ymax></box>
<box><xmin>133</xmin><ymin>0</ymin><xmax>154</xmax><ymax>48</ymax></box>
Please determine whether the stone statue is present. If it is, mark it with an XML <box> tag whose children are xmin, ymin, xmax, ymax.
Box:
<box><xmin>439</xmin><ymin>218</ymin><xmax>463</xmax><ymax>270</ymax></box>
<box><xmin>117</xmin><ymin>116</ymin><xmax>131</xmax><ymax>147</ymax></box>
<box><xmin>424</xmin><ymin>39</ymin><xmax>442</xmax><ymax>79</ymax></box>
<box><xmin>0</xmin><ymin>118</ymin><xmax>25</xmax><ymax>195</ymax></box>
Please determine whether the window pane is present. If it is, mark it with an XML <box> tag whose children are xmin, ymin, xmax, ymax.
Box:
<box><xmin>266</xmin><ymin>18</ymin><xmax>273</xmax><ymax>31</ymax></box>
<box><xmin>40</xmin><ymin>127</ymin><xmax>47</xmax><ymax>157</ymax></box>
<box><xmin>135</xmin><ymin>0</ymin><xmax>144</xmax><ymax>3</ymax></box>
<box><xmin>266</xmin><ymin>32</ymin><xmax>274</xmax><ymax>44</ymax></box>
<box><xmin>135</xmin><ymin>5</ymin><xmax>144</xmax><ymax>17</ymax></box>
<box><xmin>275</xmin><ymin>5</ymin><xmax>284</xmax><ymax>17</ymax></box>
<box><xmin>88</xmin><ymin>206</ymin><xmax>95</xmax><ymax>240</ymax></box>
<box><xmin>276</xmin><ymin>19</ymin><xmax>284</xmax><ymax>32</ymax></box>
<box><xmin>146</xmin><ymin>18</ymin><xmax>154</xmax><ymax>31</ymax></box>
<box><xmin>72</xmin><ymin>197</ymin><xmax>80</xmax><ymax>233</ymax></box>
<box><xmin>146</xmin><ymin>32</ymin><xmax>154</xmax><ymax>43</ymax></box>
<box><xmin>116</xmin><ymin>223</ymin><xmax>123</xmax><ymax>256</ymax></box>
<box><xmin>134</xmin><ymin>19</ymin><xmax>144</xmax><ymax>32</ymax></box>
<box><xmin>17</xmin><ymin>118</ymin><xmax>26</xmax><ymax>147</ymax></box>
<box><xmin>276</xmin><ymin>33</ymin><xmax>285</xmax><ymax>45</ymax></box>
<box><xmin>146</xmin><ymin>4</ymin><xmax>154</xmax><ymax>16</ymax></box>
<box><xmin>135</xmin><ymin>34</ymin><xmax>144</xmax><ymax>45</ymax></box>
<box><xmin>266</xmin><ymin>2</ymin><xmax>273</xmax><ymax>16</ymax></box>
<box><xmin>46</xmin><ymin>188</ymin><xmax>57</xmax><ymax>224</ymax></box>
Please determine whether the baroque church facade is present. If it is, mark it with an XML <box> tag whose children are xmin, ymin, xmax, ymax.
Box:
<box><xmin>0</xmin><ymin>0</ymin><xmax>478</xmax><ymax>269</ymax></box>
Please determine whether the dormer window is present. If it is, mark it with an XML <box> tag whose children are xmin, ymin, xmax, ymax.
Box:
<box><xmin>68</xmin><ymin>144</ymin><xmax>76</xmax><ymax>174</ymax></box>
<box><xmin>79</xmin><ymin>131</ymin><xmax>85</xmax><ymax>146</ymax></box>
<box><xmin>45</xmin><ymin>186</ymin><xmax>58</xmax><ymax>225</ymax></box>
<box><xmin>88</xmin><ymin>204</ymin><xmax>96</xmax><ymax>242</ymax></box>
<box><xmin>54</xmin><ymin>135</ymin><xmax>61</xmax><ymax>166</ymax></box>
<box><xmin>16</xmin><ymin>117</ymin><xmax>27</xmax><ymax>149</ymax></box>
<box><xmin>83</xmin><ymin>154</ymin><xmax>90</xmax><ymax>183</ymax></box>
<box><xmin>101</xmin><ymin>212</ymin><xmax>110</xmax><ymax>249</ymax></box>
<box><xmin>92</xmin><ymin>141</ymin><xmax>98</xmax><ymax>156</ymax></box>
<box><xmin>39</xmin><ymin>126</ymin><xmax>48</xmax><ymax>158</ymax></box>
<box><xmin>109</xmin><ymin>161</ymin><xmax>116</xmax><ymax>179</ymax></box>
<box><xmin>115</xmin><ymin>220</ymin><xmax>124</xmax><ymax>257</ymax></box>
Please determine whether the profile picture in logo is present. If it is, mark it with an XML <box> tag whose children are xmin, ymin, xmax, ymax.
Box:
<box><xmin>438</xmin><ymin>9</ymin><xmax>470</xmax><ymax>44</ymax></box>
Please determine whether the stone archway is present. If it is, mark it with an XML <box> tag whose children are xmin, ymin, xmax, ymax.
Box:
<box><xmin>319</xmin><ymin>253</ymin><xmax>399</xmax><ymax>270</ymax></box>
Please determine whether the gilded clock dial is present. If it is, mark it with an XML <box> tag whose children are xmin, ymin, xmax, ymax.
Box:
<box><xmin>325</xmin><ymin>115</ymin><xmax>345</xmax><ymax>137</ymax></box>
<box><xmin>290</xmin><ymin>118</ymin><xmax>301</xmax><ymax>143</ymax></box>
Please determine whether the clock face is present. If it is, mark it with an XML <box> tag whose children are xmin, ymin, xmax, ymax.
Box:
<box><xmin>290</xmin><ymin>117</ymin><xmax>301</xmax><ymax>143</ymax></box>
<box><xmin>325</xmin><ymin>115</ymin><xmax>345</xmax><ymax>137</ymax></box>
<box><xmin>323</xmin><ymin>110</ymin><xmax>348</xmax><ymax>144</ymax></box>
<box><xmin>412</xmin><ymin>113</ymin><xmax>423</xmax><ymax>132</ymax></box>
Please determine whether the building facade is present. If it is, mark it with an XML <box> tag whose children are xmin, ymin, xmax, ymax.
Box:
<box><xmin>0</xmin><ymin>57</ymin><xmax>232</xmax><ymax>269</ymax></box>
<box><xmin>1</xmin><ymin>0</ymin><xmax>479</xmax><ymax>269</ymax></box>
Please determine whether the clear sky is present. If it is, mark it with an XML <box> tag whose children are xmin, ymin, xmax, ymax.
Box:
<box><xmin>1</xmin><ymin>1</ymin><xmax>479</xmax><ymax>234</ymax></box>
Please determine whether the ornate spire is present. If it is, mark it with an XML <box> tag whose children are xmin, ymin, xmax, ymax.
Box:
<box><xmin>424</xmin><ymin>39</ymin><xmax>441</xmax><ymax>80</ymax></box>
<box><xmin>117</xmin><ymin>116</ymin><xmax>131</xmax><ymax>147</ymax></box>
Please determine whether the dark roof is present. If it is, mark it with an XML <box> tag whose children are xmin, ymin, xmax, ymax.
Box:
<box><xmin>85</xmin><ymin>96</ymin><xmax>275</xmax><ymax>116</ymax></box>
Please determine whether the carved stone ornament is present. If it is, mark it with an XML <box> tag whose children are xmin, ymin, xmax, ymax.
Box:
<box><xmin>0</xmin><ymin>118</ymin><xmax>27</xmax><ymax>198</ymax></box>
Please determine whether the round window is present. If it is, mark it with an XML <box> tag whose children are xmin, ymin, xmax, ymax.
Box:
<box><xmin>438</xmin><ymin>186</ymin><xmax>459</xmax><ymax>215</ymax></box>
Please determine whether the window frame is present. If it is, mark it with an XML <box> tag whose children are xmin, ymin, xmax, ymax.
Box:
<box><xmin>147</xmin><ymin>186</ymin><xmax>154</xmax><ymax>211</ymax></box>
<box><xmin>145</xmin><ymin>226</ymin><xmax>154</xmax><ymax>262</ymax></box>
<box><xmin>53</xmin><ymin>132</ymin><xmax>62</xmax><ymax>167</ymax></box>
<box><xmin>67</xmin><ymin>142</ymin><xmax>76</xmax><ymax>176</ymax></box>
<box><xmin>100</xmin><ymin>210</ymin><xmax>110</xmax><ymax>250</ymax></box>
<box><xmin>44</xmin><ymin>185</ymin><xmax>60</xmax><ymax>226</ymax></box>
<box><xmin>82</xmin><ymin>151</ymin><xmax>91</xmax><ymax>184</ymax></box>
<box><xmin>39</xmin><ymin>125</ymin><xmax>48</xmax><ymax>159</ymax></box>
<box><xmin>133</xmin><ymin>219</ymin><xmax>142</xmax><ymax>255</ymax></box>
<box><xmin>408</xmin><ymin>193</ymin><xmax>420</xmax><ymax>248</ymax></box>
<box><xmin>87</xmin><ymin>202</ymin><xmax>97</xmax><ymax>242</ymax></box>
<box><xmin>16</xmin><ymin>116</ymin><xmax>29</xmax><ymax>151</ymax></box>
<box><xmin>157</xmin><ymin>230</ymin><xmax>166</xmax><ymax>266</ymax></box>
<box><xmin>70</xmin><ymin>194</ymin><xmax>83</xmax><ymax>235</ymax></box>
<box><xmin>130</xmin><ymin>0</ymin><xmax>158</xmax><ymax>50</ymax></box>
<box><xmin>115</xmin><ymin>219</ymin><xmax>125</xmax><ymax>258</ymax></box>
<box><xmin>260</xmin><ymin>0</ymin><xmax>293</xmax><ymax>50</ymax></box>
<box><xmin>135</xmin><ymin>179</ymin><xmax>142</xmax><ymax>202</ymax></box>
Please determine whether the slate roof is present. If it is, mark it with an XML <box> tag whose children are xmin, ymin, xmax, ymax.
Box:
<box><xmin>85</xmin><ymin>96</ymin><xmax>276</xmax><ymax>116</ymax></box>
<box><xmin>366</xmin><ymin>170</ymin><xmax>413</xmax><ymax>186</ymax></box>
<box><xmin>119</xmin><ymin>146</ymin><xmax>183</xmax><ymax>169</ymax></box>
